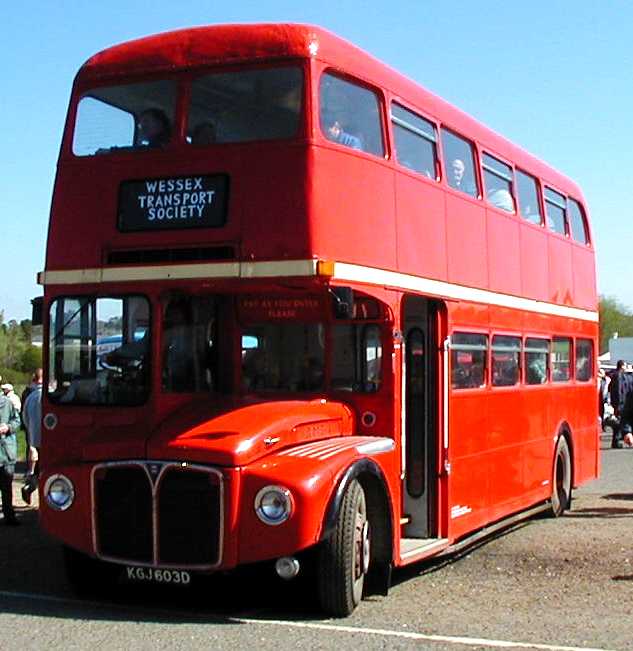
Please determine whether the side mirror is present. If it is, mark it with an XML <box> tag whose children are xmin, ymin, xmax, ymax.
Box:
<box><xmin>31</xmin><ymin>296</ymin><xmax>44</xmax><ymax>326</ymax></box>
<box><xmin>330</xmin><ymin>287</ymin><xmax>353</xmax><ymax>319</ymax></box>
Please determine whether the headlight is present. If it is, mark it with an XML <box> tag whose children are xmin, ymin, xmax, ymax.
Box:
<box><xmin>44</xmin><ymin>474</ymin><xmax>75</xmax><ymax>511</ymax></box>
<box><xmin>254</xmin><ymin>485</ymin><xmax>293</xmax><ymax>525</ymax></box>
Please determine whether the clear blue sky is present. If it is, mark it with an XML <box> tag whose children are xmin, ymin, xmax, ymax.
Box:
<box><xmin>3</xmin><ymin>1</ymin><xmax>632</xmax><ymax>321</ymax></box>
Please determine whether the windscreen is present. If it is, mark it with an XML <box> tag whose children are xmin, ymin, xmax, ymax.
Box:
<box><xmin>49</xmin><ymin>296</ymin><xmax>150</xmax><ymax>405</ymax></box>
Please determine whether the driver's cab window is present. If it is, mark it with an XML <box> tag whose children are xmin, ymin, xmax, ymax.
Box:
<box><xmin>331</xmin><ymin>295</ymin><xmax>384</xmax><ymax>392</ymax></box>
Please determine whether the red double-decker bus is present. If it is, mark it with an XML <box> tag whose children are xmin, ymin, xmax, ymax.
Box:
<box><xmin>36</xmin><ymin>24</ymin><xmax>599</xmax><ymax>616</ymax></box>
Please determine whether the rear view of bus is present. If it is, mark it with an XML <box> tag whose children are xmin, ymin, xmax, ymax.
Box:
<box><xmin>37</xmin><ymin>24</ymin><xmax>599</xmax><ymax>617</ymax></box>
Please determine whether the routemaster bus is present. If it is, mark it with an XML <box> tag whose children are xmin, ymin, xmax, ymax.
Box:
<box><xmin>35</xmin><ymin>24</ymin><xmax>599</xmax><ymax>616</ymax></box>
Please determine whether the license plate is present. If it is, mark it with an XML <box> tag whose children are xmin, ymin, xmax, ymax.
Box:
<box><xmin>125</xmin><ymin>566</ymin><xmax>191</xmax><ymax>585</ymax></box>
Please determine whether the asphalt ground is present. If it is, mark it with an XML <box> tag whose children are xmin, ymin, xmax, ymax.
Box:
<box><xmin>1</xmin><ymin>434</ymin><xmax>632</xmax><ymax>651</ymax></box>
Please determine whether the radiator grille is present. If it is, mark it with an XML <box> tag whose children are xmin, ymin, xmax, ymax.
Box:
<box><xmin>93</xmin><ymin>463</ymin><xmax>223</xmax><ymax>568</ymax></box>
<box><xmin>94</xmin><ymin>466</ymin><xmax>153</xmax><ymax>562</ymax></box>
<box><xmin>158</xmin><ymin>468</ymin><xmax>221</xmax><ymax>565</ymax></box>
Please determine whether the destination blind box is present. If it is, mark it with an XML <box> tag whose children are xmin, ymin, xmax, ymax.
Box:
<box><xmin>118</xmin><ymin>174</ymin><xmax>229</xmax><ymax>232</ymax></box>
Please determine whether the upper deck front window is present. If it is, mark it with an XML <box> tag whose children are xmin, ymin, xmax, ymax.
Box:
<box><xmin>187</xmin><ymin>67</ymin><xmax>303</xmax><ymax>144</ymax></box>
<box><xmin>72</xmin><ymin>80</ymin><xmax>177</xmax><ymax>156</ymax></box>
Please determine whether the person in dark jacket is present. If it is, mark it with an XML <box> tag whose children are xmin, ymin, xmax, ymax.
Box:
<box><xmin>0</xmin><ymin>390</ymin><xmax>21</xmax><ymax>524</ymax></box>
<box><xmin>609</xmin><ymin>360</ymin><xmax>633</xmax><ymax>448</ymax></box>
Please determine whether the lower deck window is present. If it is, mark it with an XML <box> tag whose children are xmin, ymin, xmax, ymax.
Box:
<box><xmin>241</xmin><ymin>323</ymin><xmax>325</xmax><ymax>392</ymax></box>
<box><xmin>451</xmin><ymin>333</ymin><xmax>487</xmax><ymax>389</ymax></box>
<box><xmin>525</xmin><ymin>338</ymin><xmax>549</xmax><ymax>385</ymax></box>
<box><xmin>491</xmin><ymin>335</ymin><xmax>521</xmax><ymax>386</ymax></box>
<box><xmin>552</xmin><ymin>337</ymin><xmax>572</xmax><ymax>382</ymax></box>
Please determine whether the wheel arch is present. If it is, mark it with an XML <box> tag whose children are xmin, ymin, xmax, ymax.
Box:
<box><xmin>556</xmin><ymin>421</ymin><xmax>575</xmax><ymax>488</ymax></box>
<box><xmin>321</xmin><ymin>458</ymin><xmax>394</xmax><ymax>577</ymax></box>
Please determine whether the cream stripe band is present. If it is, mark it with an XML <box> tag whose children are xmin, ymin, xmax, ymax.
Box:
<box><xmin>38</xmin><ymin>259</ymin><xmax>598</xmax><ymax>323</ymax></box>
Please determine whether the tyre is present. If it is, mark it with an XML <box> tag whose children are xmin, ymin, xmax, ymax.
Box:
<box><xmin>63</xmin><ymin>546</ymin><xmax>120</xmax><ymax>598</ymax></box>
<box><xmin>317</xmin><ymin>479</ymin><xmax>370</xmax><ymax>616</ymax></box>
<box><xmin>549</xmin><ymin>436</ymin><xmax>572</xmax><ymax>517</ymax></box>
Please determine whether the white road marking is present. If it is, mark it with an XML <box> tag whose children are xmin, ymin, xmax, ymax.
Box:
<box><xmin>235</xmin><ymin>618</ymin><xmax>615</xmax><ymax>651</ymax></box>
<box><xmin>0</xmin><ymin>590</ymin><xmax>616</xmax><ymax>651</ymax></box>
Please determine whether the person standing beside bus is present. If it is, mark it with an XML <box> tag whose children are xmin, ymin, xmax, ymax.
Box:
<box><xmin>609</xmin><ymin>360</ymin><xmax>632</xmax><ymax>448</ymax></box>
<box><xmin>21</xmin><ymin>370</ymin><xmax>43</xmax><ymax>505</ymax></box>
<box><xmin>0</xmin><ymin>388</ymin><xmax>21</xmax><ymax>525</ymax></box>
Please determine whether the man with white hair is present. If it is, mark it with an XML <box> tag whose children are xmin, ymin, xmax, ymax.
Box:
<box><xmin>1</xmin><ymin>384</ymin><xmax>21</xmax><ymax>412</ymax></box>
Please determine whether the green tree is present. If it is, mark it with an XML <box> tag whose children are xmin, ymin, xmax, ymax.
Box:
<box><xmin>599</xmin><ymin>295</ymin><xmax>633</xmax><ymax>354</ymax></box>
<box><xmin>20</xmin><ymin>345</ymin><xmax>42</xmax><ymax>372</ymax></box>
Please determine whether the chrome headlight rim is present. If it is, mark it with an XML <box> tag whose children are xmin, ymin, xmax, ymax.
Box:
<box><xmin>254</xmin><ymin>485</ymin><xmax>294</xmax><ymax>526</ymax></box>
<box><xmin>44</xmin><ymin>473</ymin><xmax>75</xmax><ymax>511</ymax></box>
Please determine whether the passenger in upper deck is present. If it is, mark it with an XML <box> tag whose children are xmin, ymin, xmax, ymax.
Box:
<box><xmin>191</xmin><ymin>122</ymin><xmax>217</xmax><ymax>145</ymax></box>
<box><xmin>136</xmin><ymin>108</ymin><xmax>171</xmax><ymax>147</ymax></box>
<box><xmin>323</xmin><ymin>110</ymin><xmax>362</xmax><ymax>150</ymax></box>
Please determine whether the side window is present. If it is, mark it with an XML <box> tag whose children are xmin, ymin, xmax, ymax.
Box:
<box><xmin>331</xmin><ymin>323</ymin><xmax>382</xmax><ymax>392</ymax></box>
<box><xmin>362</xmin><ymin>325</ymin><xmax>383</xmax><ymax>391</ymax></box>
<box><xmin>525</xmin><ymin>338</ymin><xmax>549</xmax><ymax>385</ymax></box>
<box><xmin>320</xmin><ymin>73</ymin><xmax>384</xmax><ymax>156</ymax></box>
<box><xmin>552</xmin><ymin>337</ymin><xmax>572</xmax><ymax>382</ymax></box>
<box><xmin>491</xmin><ymin>335</ymin><xmax>521</xmax><ymax>386</ymax></box>
<box><xmin>451</xmin><ymin>333</ymin><xmax>487</xmax><ymax>389</ymax></box>
<box><xmin>516</xmin><ymin>170</ymin><xmax>543</xmax><ymax>225</ymax></box>
<box><xmin>482</xmin><ymin>154</ymin><xmax>514</xmax><ymax>213</ymax></box>
<box><xmin>575</xmin><ymin>339</ymin><xmax>593</xmax><ymax>382</ymax></box>
<box><xmin>391</xmin><ymin>103</ymin><xmax>438</xmax><ymax>179</ymax></box>
<box><xmin>545</xmin><ymin>187</ymin><xmax>567</xmax><ymax>236</ymax></box>
<box><xmin>568</xmin><ymin>199</ymin><xmax>590</xmax><ymax>245</ymax></box>
<box><xmin>441</xmin><ymin>130</ymin><xmax>479</xmax><ymax>198</ymax></box>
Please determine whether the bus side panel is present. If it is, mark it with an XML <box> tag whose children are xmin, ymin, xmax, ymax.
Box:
<box><xmin>487</xmin><ymin>208</ymin><xmax>521</xmax><ymax>297</ymax></box>
<box><xmin>548</xmin><ymin>236</ymin><xmax>574</xmax><ymax>305</ymax></box>
<box><xmin>572</xmin><ymin>245</ymin><xmax>598</xmax><ymax>312</ymax></box>
<box><xmin>395</xmin><ymin>173</ymin><xmax>447</xmax><ymax>281</ymax></box>
<box><xmin>445</xmin><ymin>194</ymin><xmax>487</xmax><ymax>290</ymax></box>
<box><xmin>448</xmin><ymin>392</ymin><xmax>490</xmax><ymax>539</ymax></box>
<box><xmin>309</xmin><ymin>147</ymin><xmax>397</xmax><ymax>270</ymax></box>
<box><xmin>519</xmin><ymin>224</ymin><xmax>549</xmax><ymax>303</ymax></box>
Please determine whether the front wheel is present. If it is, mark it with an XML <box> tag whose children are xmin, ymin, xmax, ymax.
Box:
<box><xmin>317</xmin><ymin>479</ymin><xmax>370</xmax><ymax>616</ymax></box>
<box><xmin>549</xmin><ymin>436</ymin><xmax>572</xmax><ymax>517</ymax></box>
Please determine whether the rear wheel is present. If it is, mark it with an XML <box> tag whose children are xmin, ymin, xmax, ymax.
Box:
<box><xmin>550</xmin><ymin>436</ymin><xmax>572</xmax><ymax>517</ymax></box>
<box><xmin>317</xmin><ymin>479</ymin><xmax>370</xmax><ymax>616</ymax></box>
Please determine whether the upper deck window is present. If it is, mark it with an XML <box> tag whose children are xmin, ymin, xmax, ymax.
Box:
<box><xmin>72</xmin><ymin>80</ymin><xmax>177</xmax><ymax>156</ymax></box>
<box><xmin>545</xmin><ymin>187</ymin><xmax>567</xmax><ymax>236</ymax></box>
<box><xmin>319</xmin><ymin>73</ymin><xmax>384</xmax><ymax>157</ymax></box>
<box><xmin>482</xmin><ymin>153</ymin><xmax>514</xmax><ymax>213</ymax></box>
<box><xmin>187</xmin><ymin>67</ymin><xmax>303</xmax><ymax>144</ymax></box>
<box><xmin>391</xmin><ymin>103</ymin><xmax>438</xmax><ymax>179</ymax></box>
<box><xmin>568</xmin><ymin>198</ymin><xmax>590</xmax><ymax>245</ymax></box>
<box><xmin>516</xmin><ymin>170</ymin><xmax>543</xmax><ymax>225</ymax></box>
<box><xmin>441</xmin><ymin>130</ymin><xmax>479</xmax><ymax>198</ymax></box>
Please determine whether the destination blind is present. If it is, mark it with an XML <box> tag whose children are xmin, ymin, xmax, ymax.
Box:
<box><xmin>118</xmin><ymin>174</ymin><xmax>228</xmax><ymax>231</ymax></box>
